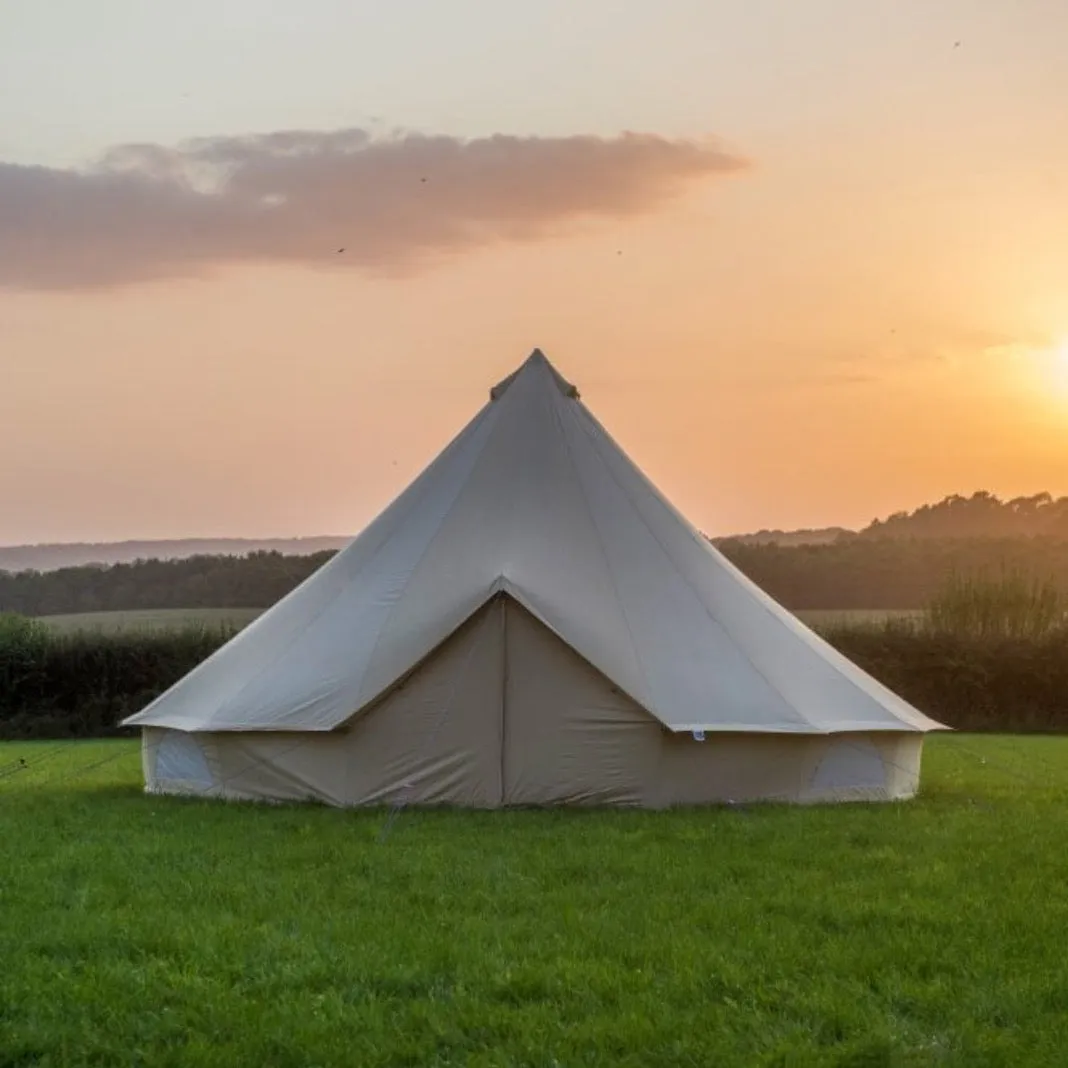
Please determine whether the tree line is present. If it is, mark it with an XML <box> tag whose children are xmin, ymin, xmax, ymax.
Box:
<box><xmin>4</xmin><ymin>538</ymin><xmax>1068</xmax><ymax>616</ymax></box>
<box><xmin>715</xmin><ymin>491</ymin><xmax>1068</xmax><ymax>544</ymax></box>
<box><xmin>0</xmin><ymin>551</ymin><xmax>335</xmax><ymax>617</ymax></box>
<box><xmin>855</xmin><ymin>491</ymin><xmax>1068</xmax><ymax>540</ymax></box>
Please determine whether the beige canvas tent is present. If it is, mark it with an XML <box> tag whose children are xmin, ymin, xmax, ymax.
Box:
<box><xmin>123</xmin><ymin>349</ymin><xmax>945</xmax><ymax>807</ymax></box>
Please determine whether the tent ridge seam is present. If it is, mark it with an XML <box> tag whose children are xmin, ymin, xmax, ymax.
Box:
<box><xmin>569</xmin><ymin>404</ymin><xmax>817</xmax><ymax>732</ymax></box>
<box><xmin>552</xmin><ymin>394</ymin><xmax>658</xmax><ymax>719</ymax></box>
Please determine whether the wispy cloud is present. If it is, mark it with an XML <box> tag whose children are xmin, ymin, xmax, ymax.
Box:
<box><xmin>0</xmin><ymin>128</ymin><xmax>747</xmax><ymax>291</ymax></box>
<box><xmin>810</xmin><ymin>325</ymin><xmax>1056</xmax><ymax>384</ymax></box>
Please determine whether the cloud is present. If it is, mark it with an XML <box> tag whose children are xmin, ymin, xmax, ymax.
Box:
<box><xmin>809</xmin><ymin>324</ymin><xmax>1057</xmax><ymax>385</ymax></box>
<box><xmin>0</xmin><ymin>128</ymin><xmax>746</xmax><ymax>290</ymax></box>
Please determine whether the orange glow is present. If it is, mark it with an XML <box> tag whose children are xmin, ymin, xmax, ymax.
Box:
<box><xmin>1051</xmin><ymin>340</ymin><xmax>1068</xmax><ymax>395</ymax></box>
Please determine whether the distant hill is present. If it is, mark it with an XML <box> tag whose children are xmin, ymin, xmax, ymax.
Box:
<box><xmin>0</xmin><ymin>537</ymin><xmax>351</xmax><ymax>573</ymax></box>
<box><xmin>3</xmin><ymin>491</ymin><xmax>1065</xmax><ymax>573</ymax></box>
<box><xmin>1</xmin><ymin>529</ymin><xmax>847</xmax><ymax>572</ymax></box>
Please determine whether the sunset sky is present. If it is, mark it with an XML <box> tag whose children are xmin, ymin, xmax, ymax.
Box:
<box><xmin>3</xmin><ymin>0</ymin><xmax>1068</xmax><ymax>546</ymax></box>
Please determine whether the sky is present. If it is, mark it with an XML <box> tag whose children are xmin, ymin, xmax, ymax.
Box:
<box><xmin>2</xmin><ymin>0</ymin><xmax>1068</xmax><ymax>545</ymax></box>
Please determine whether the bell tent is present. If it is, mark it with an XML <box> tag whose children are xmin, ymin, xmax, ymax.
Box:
<box><xmin>123</xmin><ymin>349</ymin><xmax>944</xmax><ymax>806</ymax></box>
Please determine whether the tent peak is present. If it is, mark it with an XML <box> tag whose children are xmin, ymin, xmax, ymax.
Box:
<box><xmin>490</xmin><ymin>348</ymin><xmax>580</xmax><ymax>401</ymax></box>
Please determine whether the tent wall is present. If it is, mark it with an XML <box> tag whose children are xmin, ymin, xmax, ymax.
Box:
<box><xmin>145</xmin><ymin>601</ymin><xmax>504</xmax><ymax>806</ymax></box>
<box><xmin>501</xmin><ymin>600</ymin><xmax>661</xmax><ymax>805</ymax></box>
<box><xmin>656</xmin><ymin>730</ymin><xmax>922</xmax><ymax>805</ymax></box>
<box><xmin>140</xmin><ymin>598</ymin><xmax>925</xmax><ymax>807</ymax></box>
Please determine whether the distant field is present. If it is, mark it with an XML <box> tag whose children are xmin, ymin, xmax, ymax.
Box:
<box><xmin>796</xmin><ymin>608</ymin><xmax>922</xmax><ymax>628</ymax></box>
<box><xmin>38</xmin><ymin>607</ymin><xmax>264</xmax><ymax>633</ymax></box>
<box><xmin>35</xmin><ymin>606</ymin><xmax>921</xmax><ymax>634</ymax></box>
<box><xmin>1</xmin><ymin>734</ymin><xmax>1066</xmax><ymax>1065</ymax></box>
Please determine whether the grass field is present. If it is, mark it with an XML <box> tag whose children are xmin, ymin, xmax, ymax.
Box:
<box><xmin>799</xmin><ymin>608</ymin><xmax>922</xmax><ymax>629</ymax></box>
<box><xmin>2</xmin><ymin>735</ymin><xmax>1067</xmax><ymax>1066</ymax></box>
<box><xmin>35</xmin><ymin>606</ymin><xmax>920</xmax><ymax>634</ymax></box>
<box><xmin>37</xmin><ymin>607</ymin><xmax>264</xmax><ymax>633</ymax></box>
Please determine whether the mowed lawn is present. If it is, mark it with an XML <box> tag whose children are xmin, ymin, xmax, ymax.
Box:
<box><xmin>1</xmin><ymin>736</ymin><xmax>1067</xmax><ymax>1067</ymax></box>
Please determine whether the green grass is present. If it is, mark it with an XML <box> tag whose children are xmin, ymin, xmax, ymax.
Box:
<box><xmin>34</xmin><ymin>606</ymin><xmax>918</xmax><ymax>636</ymax></box>
<box><xmin>2</xmin><ymin>736</ymin><xmax>1067</xmax><ymax>1066</ymax></box>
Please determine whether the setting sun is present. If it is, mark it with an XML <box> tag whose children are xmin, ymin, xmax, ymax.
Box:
<box><xmin>1055</xmin><ymin>340</ymin><xmax>1068</xmax><ymax>390</ymax></box>
<box><xmin>1041</xmin><ymin>339</ymin><xmax>1068</xmax><ymax>395</ymax></box>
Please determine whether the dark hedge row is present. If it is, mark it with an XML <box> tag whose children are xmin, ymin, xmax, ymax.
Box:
<box><xmin>0</xmin><ymin>622</ymin><xmax>231</xmax><ymax>739</ymax></box>
<box><xmin>823</xmin><ymin>625</ymin><xmax>1068</xmax><ymax>733</ymax></box>
<box><xmin>2</xmin><ymin>619</ymin><xmax>1067</xmax><ymax>739</ymax></box>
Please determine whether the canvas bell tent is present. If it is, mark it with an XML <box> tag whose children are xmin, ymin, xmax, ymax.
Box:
<box><xmin>123</xmin><ymin>349</ymin><xmax>945</xmax><ymax>807</ymax></box>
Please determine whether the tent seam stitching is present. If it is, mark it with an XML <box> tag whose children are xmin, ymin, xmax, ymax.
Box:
<box><xmin>551</xmin><ymin>393</ymin><xmax>658</xmax><ymax>721</ymax></box>
<box><xmin>143</xmin><ymin>401</ymin><xmax>502</xmax><ymax>732</ymax></box>
<box><xmin>571</xmin><ymin>408</ymin><xmax>933</xmax><ymax>730</ymax></box>
<box><xmin>570</xmin><ymin>403</ymin><xmax>817</xmax><ymax>732</ymax></box>
<box><xmin>349</xmin><ymin>404</ymin><xmax>509</xmax><ymax>717</ymax></box>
